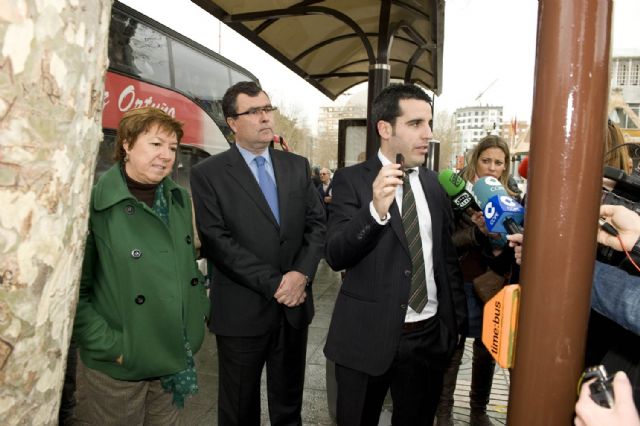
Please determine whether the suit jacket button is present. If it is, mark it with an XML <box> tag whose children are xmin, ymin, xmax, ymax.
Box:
<box><xmin>135</xmin><ymin>295</ymin><xmax>145</xmax><ymax>305</ymax></box>
<box><xmin>186</xmin><ymin>235</ymin><xmax>192</xmax><ymax>244</ymax></box>
<box><xmin>400</xmin><ymin>304</ymin><xmax>407</xmax><ymax>310</ymax></box>
<box><xmin>404</xmin><ymin>269</ymin><xmax>411</xmax><ymax>277</ymax></box>
<box><xmin>124</xmin><ymin>205</ymin><xmax>135</xmax><ymax>215</ymax></box>
<box><xmin>131</xmin><ymin>249</ymin><xmax>142</xmax><ymax>259</ymax></box>
<box><xmin>190</xmin><ymin>278</ymin><xmax>199</xmax><ymax>286</ymax></box>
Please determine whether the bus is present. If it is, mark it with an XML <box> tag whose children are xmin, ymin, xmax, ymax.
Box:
<box><xmin>98</xmin><ymin>1</ymin><xmax>259</xmax><ymax>189</ymax></box>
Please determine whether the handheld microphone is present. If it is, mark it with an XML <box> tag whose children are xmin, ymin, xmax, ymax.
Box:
<box><xmin>603</xmin><ymin>166</ymin><xmax>640</xmax><ymax>202</ymax></box>
<box><xmin>437</xmin><ymin>169</ymin><xmax>480</xmax><ymax>213</ymax></box>
<box><xmin>472</xmin><ymin>176</ymin><xmax>524</xmax><ymax>235</ymax></box>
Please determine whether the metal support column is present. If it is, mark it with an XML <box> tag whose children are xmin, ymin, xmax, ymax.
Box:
<box><xmin>366</xmin><ymin>63</ymin><xmax>391</xmax><ymax>158</ymax></box>
<box><xmin>508</xmin><ymin>0</ymin><xmax>613</xmax><ymax>424</ymax></box>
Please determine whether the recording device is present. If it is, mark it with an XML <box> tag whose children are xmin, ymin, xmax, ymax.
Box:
<box><xmin>604</xmin><ymin>166</ymin><xmax>640</xmax><ymax>202</ymax></box>
<box><xmin>437</xmin><ymin>169</ymin><xmax>481</xmax><ymax>213</ymax></box>
<box><xmin>598</xmin><ymin>218</ymin><xmax>619</xmax><ymax>237</ymax></box>
<box><xmin>472</xmin><ymin>176</ymin><xmax>524</xmax><ymax>235</ymax></box>
<box><xmin>396</xmin><ymin>153</ymin><xmax>404</xmax><ymax>169</ymax></box>
<box><xmin>579</xmin><ymin>365</ymin><xmax>615</xmax><ymax>409</ymax></box>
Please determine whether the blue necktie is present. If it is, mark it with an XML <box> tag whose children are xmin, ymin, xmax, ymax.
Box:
<box><xmin>255</xmin><ymin>156</ymin><xmax>280</xmax><ymax>224</ymax></box>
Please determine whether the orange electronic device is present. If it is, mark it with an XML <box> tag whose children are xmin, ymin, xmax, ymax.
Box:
<box><xmin>481</xmin><ymin>284</ymin><xmax>521</xmax><ymax>368</ymax></box>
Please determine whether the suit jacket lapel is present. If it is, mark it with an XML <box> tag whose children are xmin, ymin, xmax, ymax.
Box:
<box><xmin>225</xmin><ymin>145</ymin><xmax>279</xmax><ymax>228</ymax></box>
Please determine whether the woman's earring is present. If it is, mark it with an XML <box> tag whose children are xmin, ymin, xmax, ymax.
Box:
<box><xmin>124</xmin><ymin>152</ymin><xmax>129</xmax><ymax>162</ymax></box>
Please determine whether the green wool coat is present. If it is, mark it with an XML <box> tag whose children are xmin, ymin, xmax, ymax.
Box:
<box><xmin>73</xmin><ymin>164</ymin><xmax>209</xmax><ymax>381</ymax></box>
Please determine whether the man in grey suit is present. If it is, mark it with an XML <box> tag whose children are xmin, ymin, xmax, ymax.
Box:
<box><xmin>324</xmin><ymin>83</ymin><xmax>467</xmax><ymax>425</ymax></box>
<box><xmin>190</xmin><ymin>81</ymin><xmax>325</xmax><ymax>426</ymax></box>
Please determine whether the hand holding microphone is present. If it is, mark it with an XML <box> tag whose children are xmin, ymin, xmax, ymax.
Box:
<box><xmin>598</xmin><ymin>205</ymin><xmax>640</xmax><ymax>251</ymax></box>
<box><xmin>472</xmin><ymin>176</ymin><xmax>524</xmax><ymax>235</ymax></box>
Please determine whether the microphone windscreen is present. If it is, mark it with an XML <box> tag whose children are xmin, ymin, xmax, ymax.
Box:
<box><xmin>472</xmin><ymin>176</ymin><xmax>508</xmax><ymax>209</ymax></box>
<box><xmin>438</xmin><ymin>169</ymin><xmax>466</xmax><ymax>197</ymax></box>
<box><xmin>518</xmin><ymin>156</ymin><xmax>529</xmax><ymax>180</ymax></box>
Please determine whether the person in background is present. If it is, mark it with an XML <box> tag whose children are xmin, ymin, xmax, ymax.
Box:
<box><xmin>311</xmin><ymin>166</ymin><xmax>322</xmax><ymax>188</ymax></box>
<box><xmin>73</xmin><ymin>107</ymin><xmax>209</xmax><ymax>424</ymax></box>
<box><xmin>324</xmin><ymin>83</ymin><xmax>467</xmax><ymax>425</ymax></box>
<box><xmin>605</xmin><ymin>120</ymin><xmax>632</xmax><ymax>174</ymax></box>
<box><xmin>435</xmin><ymin>135</ymin><xmax>518</xmax><ymax>426</ymax></box>
<box><xmin>318</xmin><ymin>167</ymin><xmax>333</xmax><ymax>216</ymax></box>
<box><xmin>190</xmin><ymin>81</ymin><xmax>325</xmax><ymax>426</ymax></box>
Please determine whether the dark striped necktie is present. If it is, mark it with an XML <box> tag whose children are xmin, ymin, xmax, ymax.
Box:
<box><xmin>402</xmin><ymin>169</ymin><xmax>428</xmax><ymax>313</ymax></box>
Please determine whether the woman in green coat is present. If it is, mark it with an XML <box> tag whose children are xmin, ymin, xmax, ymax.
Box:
<box><xmin>73</xmin><ymin>107</ymin><xmax>209</xmax><ymax>424</ymax></box>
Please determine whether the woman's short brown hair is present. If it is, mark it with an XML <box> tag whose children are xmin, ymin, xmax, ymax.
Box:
<box><xmin>113</xmin><ymin>107</ymin><xmax>184</xmax><ymax>161</ymax></box>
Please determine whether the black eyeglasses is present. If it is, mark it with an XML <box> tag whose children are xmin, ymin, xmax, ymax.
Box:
<box><xmin>232</xmin><ymin>106</ymin><xmax>278</xmax><ymax>118</ymax></box>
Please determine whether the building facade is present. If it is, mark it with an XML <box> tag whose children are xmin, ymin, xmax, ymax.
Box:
<box><xmin>451</xmin><ymin>105</ymin><xmax>503</xmax><ymax>166</ymax></box>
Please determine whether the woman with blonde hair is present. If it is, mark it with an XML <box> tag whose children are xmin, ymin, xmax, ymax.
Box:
<box><xmin>435</xmin><ymin>135</ymin><xmax>518</xmax><ymax>426</ymax></box>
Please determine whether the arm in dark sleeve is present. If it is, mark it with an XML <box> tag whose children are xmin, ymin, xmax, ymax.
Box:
<box><xmin>441</xmin><ymin>191</ymin><xmax>468</xmax><ymax>332</ymax></box>
<box><xmin>325</xmin><ymin>167</ymin><xmax>386</xmax><ymax>271</ymax></box>
<box><xmin>291</xmin><ymin>159</ymin><xmax>326</xmax><ymax>281</ymax></box>
<box><xmin>190</xmin><ymin>166</ymin><xmax>282</xmax><ymax>299</ymax></box>
<box><xmin>592</xmin><ymin>261</ymin><xmax>640</xmax><ymax>335</ymax></box>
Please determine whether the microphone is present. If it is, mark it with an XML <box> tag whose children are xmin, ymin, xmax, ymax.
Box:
<box><xmin>603</xmin><ymin>166</ymin><xmax>640</xmax><ymax>202</ymax></box>
<box><xmin>472</xmin><ymin>176</ymin><xmax>524</xmax><ymax>235</ymax></box>
<box><xmin>518</xmin><ymin>156</ymin><xmax>529</xmax><ymax>180</ymax></box>
<box><xmin>437</xmin><ymin>169</ymin><xmax>480</xmax><ymax>213</ymax></box>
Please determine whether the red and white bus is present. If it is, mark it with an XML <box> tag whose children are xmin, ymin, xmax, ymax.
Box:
<box><xmin>98</xmin><ymin>1</ymin><xmax>259</xmax><ymax>189</ymax></box>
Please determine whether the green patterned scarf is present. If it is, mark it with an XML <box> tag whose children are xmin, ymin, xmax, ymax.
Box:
<box><xmin>152</xmin><ymin>183</ymin><xmax>199</xmax><ymax>408</ymax></box>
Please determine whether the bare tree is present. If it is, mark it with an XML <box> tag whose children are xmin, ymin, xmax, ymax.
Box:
<box><xmin>272</xmin><ymin>108</ymin><xmax>314</xmax><ymax>160</ymax></box>
<box><xmin>0</xmin><ymin>1</ymin><xmax>111</xmax><ymax>423</ymax></box>
<box><xmin>433</xmin><ymin>110</ymin><xmax>457</xmax><ymax>170</ymax></box>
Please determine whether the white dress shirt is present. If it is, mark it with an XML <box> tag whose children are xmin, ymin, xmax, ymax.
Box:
<box><xmin>369</xmin><ymin>151</ymin><xmax>438</xmax><ymax>322</ymax></box>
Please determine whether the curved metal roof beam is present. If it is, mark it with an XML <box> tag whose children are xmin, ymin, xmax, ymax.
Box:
<box><xmin>293</xmin><ymin>33</ymin><xmax>377</xmax><ymax>63</ymax></box>
<box><xmin>292</xmin><ymin>33</ymin><xmax>420</xmax><ymax>64</ymax></box>
<box><xmin>391</xmin><ymin>0</ymin><xmax>431</xmax><ymax>20</ymax></box>
<box><xmin>223</xmin><ymin>6</ymin><xmax>376</xmax><ymax>64</ymax></box>
<box><xmin>404</xmin><ymin>46</ymin><xmax>425</xmax><ymax>82</ymax></box>
<box><xmin>254</xmin><ymin>0</ymin><xmax>324</xmax><ymax>34</ymax></box>
<box><xmin>320</xmin><ymin>58</ymin><xmax>432</xmax><ymax>79</ymax></box>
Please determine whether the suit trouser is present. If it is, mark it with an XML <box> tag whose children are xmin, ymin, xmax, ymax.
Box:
<box><xmin>80</xmin><ymin>361</ymin><xmax>180</xmax><ymax>426</ymax></box>
<box><xmin>216</xmin><ymin>319</ymin><xmax>308</xmax><ymax>426</ymax></box>
<box><xmin>335</xmin><ymin>315</ymin><xmax>447</xmax><ymax>426</ymax></box>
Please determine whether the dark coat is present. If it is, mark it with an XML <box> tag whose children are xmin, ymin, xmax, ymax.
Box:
<box><xmin>323</xmin><ymin>156</ymin><xmax>467</xmax><ymax>376</ymax></box>
<box><xmin>74</xmin><ymin>164</ymin><xmax>209</xmax><ymax>381</ymax></box>
<box><xmin>190</xmin><ymin>145</ymin><xmax>326</xmax><ymax>336</ymax></box>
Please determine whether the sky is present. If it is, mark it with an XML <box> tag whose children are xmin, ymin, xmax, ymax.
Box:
<box><xmin>120</xmin><ymin>0</ymin><xmax>640</xmax><ymax>133</ymax></box>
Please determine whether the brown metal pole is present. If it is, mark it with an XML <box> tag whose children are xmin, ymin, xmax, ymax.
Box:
<box><xmin>508</xmin><ymin>0</ymin><xmax>613</xmax><ymax>424</ymax></box>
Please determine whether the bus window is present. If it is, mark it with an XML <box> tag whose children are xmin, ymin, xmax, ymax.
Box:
<box><xmin>173</xmin><ymin>145</ymin><xmax>210</xmax><ymax>191</ymax></box>
<box><xmin>95</xmin><ymin>131</ymin><xmax>117</xmax><ymax>182</ymax></box>
<box><xmin>230</xmin><ymin>69</ymin><xmax>252</xmax><ymax>85</ymax></box>
<box><xmin>172</xmin><ymin>42</ymin><xmax>229</xmax><ymax>133</ymax></box>
<box><xmin>108</xmin><ymin>9</ymin><xmax>171</xmax><ymax>87</ymax></box>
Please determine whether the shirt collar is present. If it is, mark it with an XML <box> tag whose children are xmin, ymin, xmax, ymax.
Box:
<box><xmin>236</xmin><ymin>143</ymin><xmax>273</xmax><ymax>167</ymax></box>
<box><xmin>377</xmin><ymin>150</ymin><xmax>419</xmax><ymax>173</ymax></box>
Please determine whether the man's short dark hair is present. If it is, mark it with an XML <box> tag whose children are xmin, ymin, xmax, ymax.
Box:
<box><xmin>222</xmin><ymin>81</ymin><xmax>265</xmax><ymax>119</ymax></box>
<box><xmin>371</xmin><ymin>83</ymin><xmax>432</xmax><ymax>128</ymax></box>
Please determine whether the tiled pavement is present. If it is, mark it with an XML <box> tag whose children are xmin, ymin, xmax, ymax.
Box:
<box><xmin>75</xmin><ymin>260</ymin><xmax>509</xmax><ymax>425</ymax></box>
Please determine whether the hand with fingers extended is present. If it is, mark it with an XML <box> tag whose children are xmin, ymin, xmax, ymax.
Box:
<box><xmin>598</xmin><ymin>205</ymin><xmax>640</xmax><ymax>251</ymax></box>
<box><xmin>372</xmin><ymin>163</ymin><xmax>404</xmax><ymax>220</ymax></box>
<box><xmin>574</xmin><ymin>371</ymin><xmax>640</xmax><ymax>426</ymax></box>
<box><xmin>274</xmin><ymin>270</ymin><xmax>307</xmax><ymax>307</ymax></box>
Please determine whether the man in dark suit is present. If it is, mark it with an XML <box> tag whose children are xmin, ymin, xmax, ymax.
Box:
<box><xmin>190</xmin><ymin>81</ymin><xmax>325</xmax><ymax>426</ymax></box>
<box><xmin>323</xmin><ymin>83</ymin><xmax>467</xmax><ymax>425</ymax></box>
<box><xmin>317</xmin><ymin>167</ymin><xmax>333</xmax><ymax>216</ymax></box>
